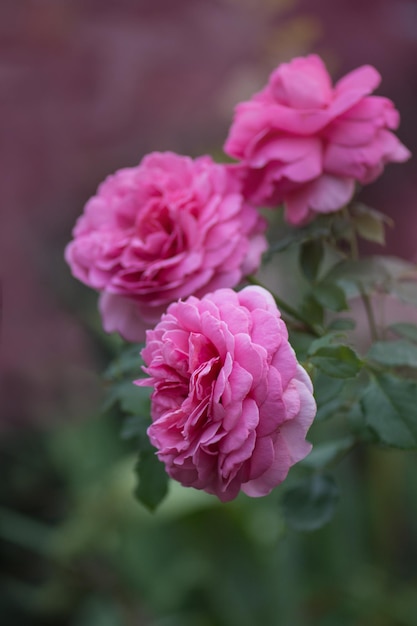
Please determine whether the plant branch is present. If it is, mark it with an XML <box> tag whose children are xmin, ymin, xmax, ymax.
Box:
<box><xmin>347</xmin><ymin>209</ymin><xmax>379</xmax><ymax>342</ymax></box>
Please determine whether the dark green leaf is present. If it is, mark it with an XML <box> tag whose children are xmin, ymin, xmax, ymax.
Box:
<box><xmin>134</xmin><ymin>450</ymin><xmax>169</xmax><ymax>511</ymax></box>
<box><xmin>367</xmin><ymin>340</ymin><xmax>417</xmax><ymax>369</ymax></box>
<box><xmin>288</xmin><ymin>330</ymin><xmax>315</xmax><ymax>361</ymax></box>
<box><xmin>389</xmin><ymin>323</ymin><xmax>417</xmax><ymax>344</ymax></box>
<box><xmin>310</xmin><ymin>345</ymin><xmax>363</xmax><ymax>378</ymax></box>
<box><xmin>307</xmin><ymin>333</ymin><xmax>341</xmax><ymax>355</ymax></box>
<box><xmin>313</xmin><ymin>282</ymin><xmax>348</xmax><ymax>312</ymax></box>
<box><xmin>301</xmin><ymin>436</ymin><xmax>355</xmax><ymax>470</ymax></box>
<box><xmin>267</xmin><ymin>231</ymin><xmax>302</xmax><ymax>255</ymax></box>
<box><xmin>121</xmin><ymin>414</ymin><xmax>151</xmax><ymax>444</ymax></box>
<box><xmin>300</xmin><ymin>293</ymin><xmax>324</xmax><ymax>326</ymax></box>
<box><xmin>120</xmin><ymin>382</ymin><xmax>151</xmax><ymax>415</ymax></box>
<box><xmin>103</xmin><ymin>345</ymin><xmax>144</xmax><ymax>380</ymax></box>
<box><xmin>312</xmin><ymin>371</ymin><xmax>345</xmax><ymax>421</ymax></box>
<box><xmin>299</xmin><ymin>239</ymin><xmax>324</xmax><ymax>282</ymax></box>
<box><xmin>315</xmin><ymin>397</ymin><xmax>344</xmax><ymax>421</ymax></box>
<box><xmin>267</xmin><ymin>219</ymin><xmax>330</xmax><ymax>255</ymax></box>
<box><xmin>103</xmin><ymin>380</ymin><xmax>151</xmax><ymax>415</ymax></box>
<box><xmin>326</xmin><ymin>318</ymin><xmax>356</xmax><ymax>331</ymax></box>
<box><xmin>281</xmin><ymin>474</ymin><xmax>339</xmax><ymax>531</ymax></box>
<box><xmin>361</xmin><ymin>373</ymin><xmax>417</xmax><ymax>448</ymax></box>
<box><xmin>344</xmin><ymin>400</ymin><xmax>367</xmax><ymax>435</ymax></box>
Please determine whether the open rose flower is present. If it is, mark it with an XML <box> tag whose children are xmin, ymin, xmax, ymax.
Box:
<box><xmin>224</xmin><ymin>54</ymin><xmax>410</xmax><ymax>225</ymax></box>
<box><xmin>137</xmin><ymin>286</ymin><xmax>316</xmax><ymax>502</ymax></box>
<box><xmin>65</xmin><ymin>152</ymin><xmax>267</xmax><ymax>341</ymax></box>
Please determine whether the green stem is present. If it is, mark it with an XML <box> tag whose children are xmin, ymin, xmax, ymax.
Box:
<box><xmin>347</xmin><ymin>209</ymin><xmax>379</xmax><ymax>342</ymax></box>
<box><xmin>358</xmin><ymin>283</ymin><xmax>379</xmax><ymax>342</ymax></box>
<box><xmin>246</xmin><ymin>275</ymin><xmax>321</xmax><ymax>335</ymax></box>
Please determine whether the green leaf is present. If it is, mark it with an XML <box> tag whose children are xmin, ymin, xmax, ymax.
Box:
<box><xmin>324</xmin><ymin>258</ymin><xmax>389</xmax><ymax>298</ymax></box>
<box><xmin>301</xmin><ymin>436</ymin><xmax>355</xmax><ymax>470</ymax></box>
<box><xmin>103</xmin><ymin>380</ymin><xmax>151</xmax><ymax>414</ymax></box>
<box><xmin>389</xmin><ymin>323</ymin><xmax>417</xmax><ymax>344</ymax></box>
<box><xmin>309</xmin><ymin>345</ymin><xmax>363</xmax><ymax>378</ymax></box>
<box><xmin>313</xmin><ymin>282</ymin><xmax>348</xmax><ymax>312</ymax></box>
<box><xmin>344</xmin><ymin>400</ymin><xmax>367</xmax><ymax>435</ymax></box>
<box><xmin>134</xmin><ymin>450</ymin><xmax>169</xmax><ymax>512</ymax></box>
<box><xmin>307</xmin><ymin>333</ymin><xmax>340</xmax><ymax>355</ymax></box>
<box><xmin>120</xmin><ymin>414</ymin><xmax>151</xmax><ymax>443</ymax></box>
<box><xmin>300</xmin><ymin>293</ymin><xmax>324</xmax><ymax>326</ymax></box>
<box><xmin>281</xmin><ymin>474</ymin><xmax>339</xmax><ymax>531</ymax></box>
<box><xmin>324</xmin><ymin>256</ymin><xmax>416</xmax><ymax>300</ymax></box>
<box><xmin>103</xmin><ymin>345</ymin><xmax>144</xmax><ymax>380</ymax></box>
<box><xmin>367</xmin><ymin>340</ymin><xmax>417</xmax><ymax>369</ymax></box>
<box><xmin>391</xmin><ymin>281</ymin><xmax>417</xmax><ymax>306</ymax></box>
<box><xmin>351</xmin><ymin>203</ymin><xmax>390</xmax><ymax>245</ymax></box>
<box><xmin>267</xmin><ymin>218</ymin><xmax>331</xmax><ymax>255</ymax></box>
<box><xmin>326</xmin><ymin>318</ymin><xmax>356</xmax><ymax>331</ymax></box>
<box><xmin>312</xmin><ymin>371</ymin><xmax>345</xmax><ymax>421</ymax></box>
<box><xmin>361</xmin><ymin>373</ymin><xmax>417</xmax><ymax>448</ymax></box>
<box><xmin>299</xmin><ymin>239</ymin><xmax>324</xmax><ymax>282</ymax></box>
<box><xmin>288</xmin><ymin>330</ymin><xmax>315</xmax><ymax>361</ymax></box>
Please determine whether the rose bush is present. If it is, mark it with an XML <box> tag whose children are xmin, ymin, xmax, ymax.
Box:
<box><xmin>137</xmin><ymin>286</ymin><xmax>316</xmax><ymax>502</ymax></box>
<box><xmin>224</xmin><ymin>54</ymin><xmax>410</xmax><ymax>225</ymax></box>
<box><xmin>65</xmin><ymin>152</ymin><xmax>267</xmax><ymax>341</ymax></box>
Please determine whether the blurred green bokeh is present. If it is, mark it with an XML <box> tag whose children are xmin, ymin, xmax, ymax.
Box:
<box><xmin>2</xmin><ymin>403</ymin><xmax>417</xmax><ymax>626</ymax></box>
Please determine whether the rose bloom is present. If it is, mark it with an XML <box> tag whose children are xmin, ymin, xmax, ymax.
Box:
<box><xmin>65</xmin><ymin>152</ymin><xmax>267</xmax><ymax>342</ymax></box>
<box><xmin>224</xmin><ymin>54</ymin><xmax>410</xmax><ymax>225</ymax></box>
<box><xmin>137</xmin><ymin>286</ymin><xmax>316</xmax><ymax>502</ymax></box>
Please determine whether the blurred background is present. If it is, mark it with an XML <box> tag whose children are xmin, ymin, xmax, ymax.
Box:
<box><xmin>1</xmin><ymin>1</ymin><xmax>417</xmax><ymax>624</ymax></box>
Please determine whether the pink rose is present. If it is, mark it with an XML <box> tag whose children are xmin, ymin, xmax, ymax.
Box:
<box><xmin>224</xmin><ymin>55</ymin><xmax>410</xmax><ymax>225</ymax></box>
<box><xmin>137</xmin><ymin>286</ymin><xmax>316</xmax><ymax>502</ymax></box>
<box><xmin>65</xmin><ymin>152</ymin><xmax>267</xmax><ymax>341</ymax></box>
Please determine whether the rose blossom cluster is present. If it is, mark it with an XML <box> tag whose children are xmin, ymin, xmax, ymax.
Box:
<box><xmin>224</xmin><ymin>54</ymin><xmax>410</xmax><ymax>225</ymax></box>
<box><xmin>65</xmin><ymin>55</ymin><xmax>410</xmax><ymax>501</ymax></box>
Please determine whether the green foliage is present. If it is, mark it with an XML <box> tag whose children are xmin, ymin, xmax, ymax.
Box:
<box><xmin>134</xmin><ymin>449</ymin><xmax>170</xmax><ymax>512</ymax></box>
<box><xmin>325</xmin><ymin>256</ymin><xmax>417</xmax><ymax>299</ymax></box>
<box><xmin>103</xmin><ymin>344</ymin><xmax>144</xmax><ymax>380</ymax></box>
<box><xmin>309</xmin><ymin>345</ymin><xmax>363</xmax><ymax>379</ymax></box>
<box><xmin>299</xmin><ymin>293</ymin><xmax>325</xmax><ymax>326</ymax></box>
<box><xmin>367</xmin><ymin>339</ymin><xmax>417</xmax><ymax>369</ymax></box>
<box><xmin>281</xmin><ymin>474</ymin><xmax>340</xmax><ymax>531</ymax></box>
<box><xmin>361</xmin><ymin>373</ymin><xmax>417</xmax><ymax>449</ymax></box>
<box><xmin>104</xmin><ymin>379</ymin><xmax>151</xmax><ymax>415</ymax></box>
<box><xmin>311</xmin><ymin>372</ymin><xmax>345</xmax><ymax>421</ymax></box>
<box><xmin>312</xmin><ymin>281</ymin><xmax>348</xmax><ymax>312</ymax></box>
<box><xmin>326</xmin><ymin>317</ymin><xmax>356</xmax><ymax>331</ymax></box>
<box><xmin>103</xmin><ymin>344</ymin><xmax>170</xmax><ymax>511</ymax></box>
<box><xmin>350</xmin><ymin>202</ymin><xmax>392</xmax><ymax>245</ymax></box>
<box><xmin>299</xmin><ymin>239</ymin><xmax>324</xmax><ymax>281</ymax></box>
<box><xmin>389</xmin><ymin>322</ymin><xmax>417</xmax><ymax>343</ymax></box>
<box><xmin>301</xmin><ymin>436</ymin><xmax>355</xmax><ymax>470</ymax></box>
<box><xmin>266</xmin><ymin>215</ymin><xmax>331</xmax><ymax>256</ymax></box>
